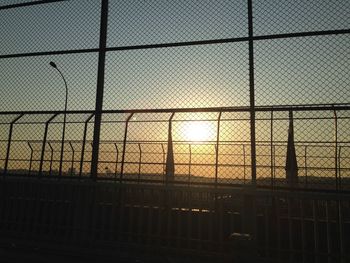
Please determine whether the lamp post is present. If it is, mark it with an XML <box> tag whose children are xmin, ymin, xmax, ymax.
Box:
<box><xmin>49</xmin><ymin>61</ymin><xmax>68</xmax><ymax>177</ymax></box>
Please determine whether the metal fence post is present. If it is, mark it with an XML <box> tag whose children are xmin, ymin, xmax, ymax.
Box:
<box><xmin>215</xmin><ymin>112</ymin><xmax>222</xmax><ymax>186</ymax></box>
<box><xmin>114</xmin><ymin>143</ymin><xmax>119</xmax><ymax>180</ymax></box>
<box><xmin>27</xmin><ymin>141</ymin><xmax>34</xmax><ymax>176</ymax></box>
<box><xmin>39</xmin><ymin>113</ymin><xmax>58</xmax><ymax>177</ymax></box>
<box><xmin>165</xmin><ymin>112</ymin><xmax>175</xmax><ymax>185</ymax></box>
<box><xmin>69</xmin><ymin>141</ymin><xmax>75</xmax><ymax>176</ymax></box>
<box><xmin>3</xmin><ymin>114</ymin><xmax>23</xmax><ymax>176</ymax></box>
<box><xmin>338</xmin><ymin>146</ymin><xmax>342</xmax><ymax>190</ymax></box>
<box><xmin>120</xmin><ymin>113</ymin><xmax>134</xmax><ymax>182</ymax></box>
<box><xmin>270</xmin><ymin>110</ymin><xmax>274</xmax><ymax>188</ymax></box>
<box><xmin>305</xmin><ymin>145</ymin><xmax>308</xmax><ymax>188</ymax></box>
<box><xmin>161</xmin><ymin>143</ymin><xmax>166</xmax><ymax>177</ymax></box>
<box><xmin>333</xmin><ymin>109</ymin><xmax>338</xmax><ymax>191</ymax></box>
<box><xmin>90</xmin><ymin>0</ymin><xmax>109</xmax><ymax>180</ymax></box>
<box><xmin>246</xmin><ymin>3</ymin><xmax>257</xmax><ymax>253</ymax></box>
<box><xmin>138</xmin><ymin>143</ymin><xmax>142</xmax><ymax>183</ymax></box>
<box><xmin>188</xmin><ymin>144</ymin><xmax>192</xmax><ymax>184</ymax></box>
<box><xmin>79</xmin><ymin>113</ymin><xmax>94</xmax><ymax>178</ymax></box>
<box><xmin>48</xmin><ymin>142</ymin><xmax>54</xmax><ymax>176</ymax></box>
<box><xmin>248</xmin><ymin>0</ymin><xmax>256</xmax><ymax>185</ymax></box>
<box><xmin>243</xmin><ymin>144</ymin><xmax>246</xmax><ymax>184</ymax></box>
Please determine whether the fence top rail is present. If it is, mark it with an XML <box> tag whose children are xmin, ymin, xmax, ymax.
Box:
<box><xmin>0</xmin><ymin>103</ymin><xmax>350</xmax><ymax>116</ymax></box>
<box><xmin>0</xmin><ymin>0</ymin><xmax>67</xmax><ymax>10</ymax></box>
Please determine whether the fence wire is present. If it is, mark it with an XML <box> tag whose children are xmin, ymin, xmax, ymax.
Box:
<box><xmin>1</xmin><ymin>107</ymin><xmax>349</xmax><ymax>191</ymax></box>
<box><xmin>0</xmin><ymin>0</ymin><xmax>349</xmax><ymax>191</ymax></box>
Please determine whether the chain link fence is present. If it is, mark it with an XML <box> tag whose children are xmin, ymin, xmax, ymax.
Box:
<box><xmin>0</xmin><ymin>0</ymin><xmax>349</xmax><ymax>190</ymax></box>
<box><xmin>1</xmin><ymin>106</ymin><xmax>349</xmax><ymax>191</ymax></box>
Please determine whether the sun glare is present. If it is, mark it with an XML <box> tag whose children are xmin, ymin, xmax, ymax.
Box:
<box><xmin>182</xmin><ymin>122</ymin><xmax>212</xmax><ymax>142</ymax></box>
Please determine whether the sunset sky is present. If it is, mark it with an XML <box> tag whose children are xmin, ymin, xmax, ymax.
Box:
<box><xmin>0</xmin><ymin>0</ymin><xmax>349</xmax><ymax>180</ymax></box>
<box><xmin>0</xmin><ymin>0</ymin><xmax>349</xmax><ymax>112</ymax></box>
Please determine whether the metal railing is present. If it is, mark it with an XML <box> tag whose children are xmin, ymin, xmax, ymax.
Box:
<box><xmin>1</xmin><ymin>104</ymin><xmax>349</xmax><ymax>192</ymax></box>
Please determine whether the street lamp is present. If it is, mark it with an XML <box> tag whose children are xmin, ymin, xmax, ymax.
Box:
<box><xmin>49</xmin><ymin>61</ymin><xmax>68</xmax><ymax>177</ymax></box>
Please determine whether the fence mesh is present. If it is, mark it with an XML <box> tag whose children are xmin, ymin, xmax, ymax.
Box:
<box><xmin>104</xmin><ymin>43</ymin><xmax>249</xmax><ymax>109</ymax></box>
<box><xmin>107</xmin><ymin>0</ymin><xmax>247</xmax><ymax>46</ymax></box>
<box><xmin>0</xmin><ymin>0</ymin><xmax>349</xmax><ymax>190</ymax></box>
<box><xmin>0</xmin><ymin>108</ymin><xmax>348</xmax><ymax>191</ymax></box>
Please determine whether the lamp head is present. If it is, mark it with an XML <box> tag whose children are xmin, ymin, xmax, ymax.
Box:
<box><xmin>49</xmin><ymin>61</ymin><xmax>57</xmax><ymax>68</ymax></box>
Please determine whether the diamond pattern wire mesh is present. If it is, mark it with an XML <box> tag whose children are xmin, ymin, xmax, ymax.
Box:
<box><xmin>253</xmin><ymin>0</ymin><xmax>350</xmax><ymax>35</ymax></box>
<box><xmin>107</xmin><ymin>0</ymin><xmax>247</xmax><ymax>47</ymax></box>
<box><xmin>0</xmin><ymin>1</ymin><xmax>100</xmax><ymax>55</ymax></box>
<box><xmin>1</xmin><ymin>108</ymin><xmax>350</xmax><ymax>190</ymax></box>
<box><xmin>255</xmin><ymin>35</ymin><xmax>350</xmax><ymax>106</ymax></box>
<box><xmin>0</xmin><ymin>1</ymin><xmax>349</xmax><ymax>190</ymax></box>
<box><xmin>0</xmin><ymin>54</ymin><xmax>98</xmax><ymax>111</ymax></box>
<box><xmin>253</xmin><ymin>110</ymin><xmax>350</xmax><ymax>189</ymax></box>
<box><xmin>104</xmin><ymin>43</ymin><xmax>249</xmax><ymax>110</ymax></box>
<box><xmin>3</xmin><ymin>113</ymin><xmax>96</xmax><ymax>177</ymax></box>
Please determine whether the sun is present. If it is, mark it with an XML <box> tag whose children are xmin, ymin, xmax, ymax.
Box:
<box><xmin>182</xmin><ymin>121</ymin><xmax>212</xmax><ymax>142</ymax></box>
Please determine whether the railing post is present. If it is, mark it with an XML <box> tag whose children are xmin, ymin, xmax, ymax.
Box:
<box><xmin>165</xmin><ymin>112</ymin><xmax>175</xmax><ymax>185</ymax></box>
<box><xmin>215</xmin><ymin>112</ymin><xmax>222</xmax><ymax>186</ymax></box>
<box><xmin>161</xmin><ymin>143</ymin><xmax>166</xmax><ymax>177</ymax></box>
<box><xmin>114</xmin><ymin>143</ymin><xmax>119</xmax><ymax>181</ymax></box>
<box><xmin>138</xmin><ymin>143</ymin><xmax>142</xmax><ymax>183</ymax></box>
<box><xmin>69</xmin><ymin>141</ymin><xmax>75</xmax><ymax>176</ymax></box>
<box><xmin>90</xmin><ymin>0</ymin><xmax>109</xmax><ymax>180</ymax></box>
<box><xmin>338</xmin><ymin>146</ymin><xmax>342</xmax><ymax>190</ymax></box>
<box><xmin>305</xmin><ymin>145</ymin><xmax>308</xmax><ymax>188</ymax></box>
<box><xmin>333</xmin><ymin>108</ymin><xmax>338</xmax><ymax>191</ymax></box>
<box><xmin>120</xmin><ymin>113</ymin><xmax>134</xmax><ymax>182</ymax></box>
<box><xmin>48</xmin><ymin>142</ymin><xmax>54</xmax><ymax>176</ymax></box>
<box><xmin>39</xmin><ymin>113</ymin><xmax>58</xmax><ymax>177</ymax></box>
<box><xmin>270</xmin><ymin>110</ymin><xmax>274</xmax><ymax>188</ymax></box>
<box><xmin>243</xmin><ymin>144</ymin><xmax>246</xmax><ymax>184</ymax></box>
<box><xmin>27</xmin><ymin>141</ymin><xmax>34</xmax><ymax>176</ymax></box>
<box><xmin>79</xmin><ymin>113</ymin><xmax>94</xmax><ymax>178</ymax></box>
<box><xmin>188</xmin><ymin>144</ymin><xmax>192</xmax><ymax>184</ymax></box>
<box><xmin>3</xmin><ymin>114</ymin><xmax>23</xmax><ymax>176</ymax></box>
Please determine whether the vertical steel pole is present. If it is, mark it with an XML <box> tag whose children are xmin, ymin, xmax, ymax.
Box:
<box><xmin>138</xmin><ymin>143</ymin><xmax>142</xmax><ymax>183</ymax></box>
<box><xmin>270</xmin><ymin>110</ymin><xmax>274</xmax><ymax>188</ymax></box>
<box><xmin>114</xmin><ymin>143</ymin><xmax>119</xmax><ymax>180</ymax></box>
<box><xmin>333</xmin><ymin>109</ymin><xmax>338</xmax><ymax>191</ymax></box>
<box><xmin>188</xmin><ymin>144</ymin><xmax>191</xmax><ymax>184</ymax></box>
<box><xmin>90</xmin><ymin>0</ymin><xmax>109</xmax><ymax>180</ymax></box>
<box><xmin>215</xmin><ymin>112</ymin><xmax>222</xmax><ymax>186</ymax></box>
<box><xmin>165</xmin><ymin>112</ymin><xmax>175</xmax><ymax>185</ymax></box>
<box><xmin>248</xmin><ymin>0</ymin><xmax>256</xmax><ymax>184</ymax></box>
<box><xmin>69</xmin><ymin>141</ymin><xmax>75</xmax><ymax>176</ymax></box>
<box><xmin>338</xmin><ymin>146</ymin><xmax>342</xmax><ymax>190</ymax></box>
<box><xmin>27</xmin><ymin>141</ymin><xmax>34</xmax><ymax>176</ymax></box>
<box><xmin>79</xmin><ymin>113</ymin><xmax>94</xmax><ymax>178</ymax></box>
<box><xmin>39</xmin><ymin>114</ymin><xmax>57</xmax><ymax>177</ymax></box>
<box><xmin>49</xmin><ymin>63</ymin><xmax>68</xmax><ymax>178</ymax></box>
<box><xmin>243</xmin><ymin>144</ymin><xmax>246</xmax><ymax>183</ymax></box>
<box><xmin>120</xmin><ymin>113</ymin><xmax>134</xmax><ymax>182</ymax></box>
<box><xmin>48</xmin><ymin>142</ymin><xmax>54</xmax><ymax>176</ymax></box>
<box><xmin>161</xmin><ymin>143</ymin><xmax>166</xmax><ymax>178</ymax></box>
<box><xmin>3</xmin><ymin>114</ymin><xmax>23</xmax><ymax>176</ymax></box>
<box><xmin>246</xmin><ymin>3</ymin><xmax>257</xmax><ymax>254</ymax></box>
<box><xmin>304</xmin><ymin>146</ymin><xmax>308</xmax><ymax>188</ymax></box>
